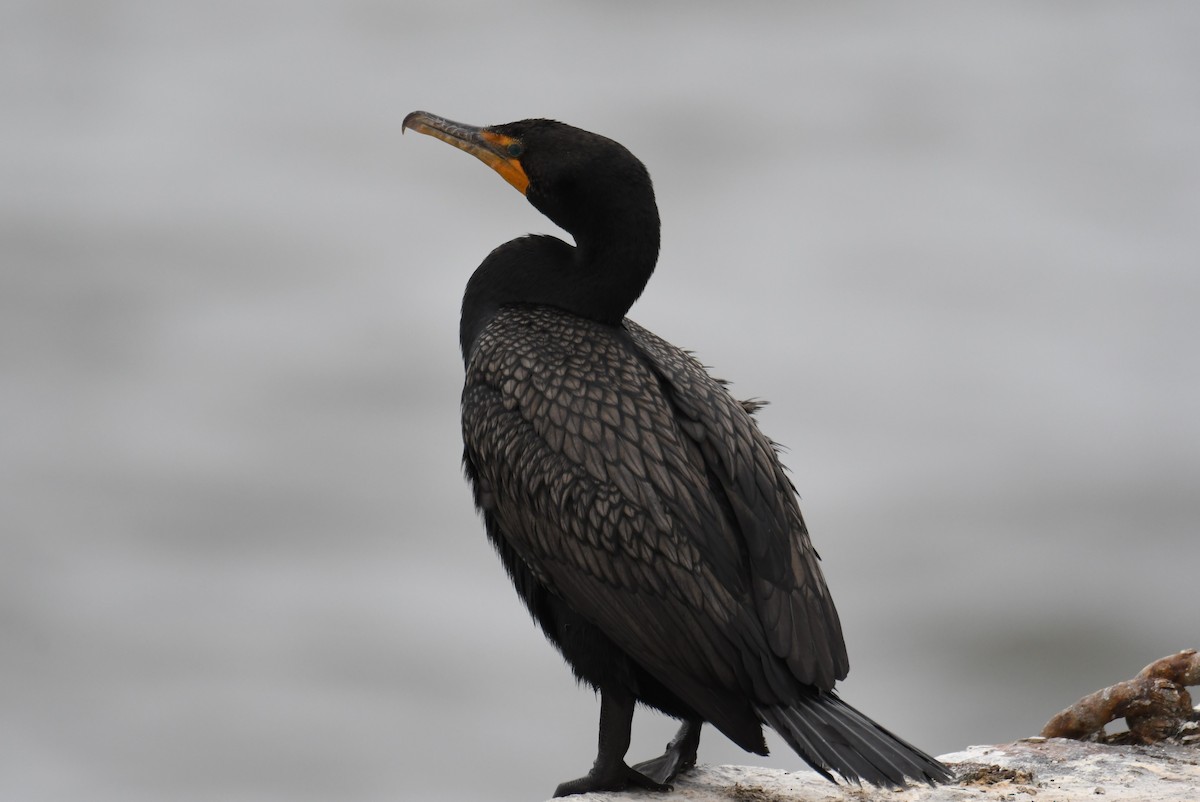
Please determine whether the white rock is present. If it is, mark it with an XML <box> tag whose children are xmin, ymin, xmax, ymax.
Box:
<box><xmin>551</xmin><ymin>739</ymin><xmax>1200</xmax><ymax>801</ymax></box>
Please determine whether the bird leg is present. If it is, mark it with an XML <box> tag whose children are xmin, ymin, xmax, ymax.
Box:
<box><xmin>632</xmin><ymin>718</ymin><xmax>702</xmax><ymax>785</ymax></box>
<box><xmin>553</xmin><ymin>691</ymin><xmax>671</xmax><ymax>797</ymax></box>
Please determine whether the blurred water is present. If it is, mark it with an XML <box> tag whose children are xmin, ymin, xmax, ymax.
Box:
<box><xmin>3</xmin><ymin>2</ymin><xmax>1198</xmax><ymax>801</ymax></box>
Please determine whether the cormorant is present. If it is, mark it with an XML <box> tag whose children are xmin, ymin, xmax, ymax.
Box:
<box><xmin>402</xmin><ymin>110</ymin><xmax>952</xmax><ymax>797</ymax></box>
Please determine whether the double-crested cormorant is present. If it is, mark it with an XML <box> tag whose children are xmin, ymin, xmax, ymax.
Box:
<box><xmin>402</xmin><ymin>110</ymin><xmax>951</xmax><ymax>797</ymax></box>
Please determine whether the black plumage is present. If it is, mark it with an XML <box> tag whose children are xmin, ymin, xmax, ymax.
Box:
<box><xmin>402</xmin><ymin>110</ymin><xmax>952</xmax><ymax>797</ymax></box>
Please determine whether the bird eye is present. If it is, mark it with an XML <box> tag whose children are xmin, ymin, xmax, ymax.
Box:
<box><xmin>506</xmin><ymin>142</ymin><xmax>524</xmax><ymax>158</ymax></box>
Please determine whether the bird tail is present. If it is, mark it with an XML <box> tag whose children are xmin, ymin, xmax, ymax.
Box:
<box><xmin>756</xmin><ymin>692</ymin><xmax>952</xmax><ymax>787</ymax></box>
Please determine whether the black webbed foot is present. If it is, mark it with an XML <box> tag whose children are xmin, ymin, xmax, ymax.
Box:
<box><xmin>631</xmin><ymin>719</ymin><xmax>702</xmax><ymax>785</ymax></box>
<box><xmin>553</xmin><ymin>691</ymin><xmax>681</xmax><ymax>796</ymax></box>
<box><xmin>553</xmin><ymin>762</ymin><xmax>670</xmax><ymax>797</ymax></box>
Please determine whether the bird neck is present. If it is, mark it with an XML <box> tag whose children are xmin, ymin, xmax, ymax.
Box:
<box><xmin>460</xmin><ymin>210</ymin><xmax>660</xmax><ymax>361</ymax></box>
<box><xmin>570</xmin><ymin>201</ymin><xmax>661</xmax><ymax>319</ymax></box>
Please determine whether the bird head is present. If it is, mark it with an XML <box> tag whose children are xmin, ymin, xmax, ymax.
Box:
<box><xmin>402</xmin><ymin>111</ymin><xmax>654</xmax><ymax>241</ymax></box>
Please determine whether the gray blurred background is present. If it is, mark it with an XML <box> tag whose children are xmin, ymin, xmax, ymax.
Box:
<box><xmin>3</xmin><ymin>2</ymin><xmax>1198</xmax><ymax>801</ymax></box>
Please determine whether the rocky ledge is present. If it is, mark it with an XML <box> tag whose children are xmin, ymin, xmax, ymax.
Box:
<box><xmin>552</xmin><ymin>738</ymin><xmax>1200</xmax><ymax>801</ymax></box>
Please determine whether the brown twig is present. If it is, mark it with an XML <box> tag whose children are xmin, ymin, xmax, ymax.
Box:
<box><xmin>1041</xmin><ymin>649</ymin><xmax>1200</xmax><ymax>743</ymax></box>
